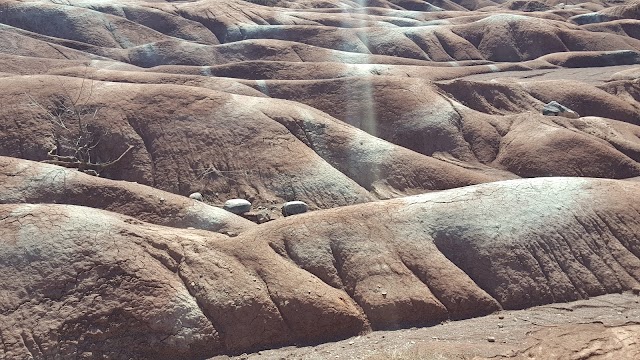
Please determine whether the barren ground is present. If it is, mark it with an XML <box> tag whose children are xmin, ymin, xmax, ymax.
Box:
<box><xmin>1</xmin><ymin>0</ymin><xmax>640</xmax><ymax>359</ymax></box>
<box><xmin>213</xmin><ymin>293</ymin><xmax>640</xmax><ymax>360</ymax></box>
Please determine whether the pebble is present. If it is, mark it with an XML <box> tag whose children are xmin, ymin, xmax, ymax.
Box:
<box><xmin>487</xmin><ymin>337</ymin><xmax>496</xmax><ymax>343</ymax></box>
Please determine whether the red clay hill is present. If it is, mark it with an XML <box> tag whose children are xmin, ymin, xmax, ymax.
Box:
<box><xmin>0</xmin><ymin>0</ymin><xmax>639</xmax><ymax>359</ymax></box>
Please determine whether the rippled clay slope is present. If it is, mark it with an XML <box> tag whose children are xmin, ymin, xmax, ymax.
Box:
<box><xmin>0</xmin><ymin>0</ymin><xmax>639</xmax><ymax>359</ymax></box>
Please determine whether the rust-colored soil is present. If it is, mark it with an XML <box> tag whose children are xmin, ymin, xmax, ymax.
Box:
<box><xmin>1</xmin><ymin>0</ymin><xmax>639</xmax><ymax>359</ymax></box>
<box><xmin>213</xmin><ymin>293</ymin><xmax>640</xmax><ymax>360</ymax></box>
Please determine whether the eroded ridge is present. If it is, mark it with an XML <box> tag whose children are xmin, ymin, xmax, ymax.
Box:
<box><xmin>1</xmin><ymin>177</ymin><xmax>639</xmax><ymax>359</ymax></box>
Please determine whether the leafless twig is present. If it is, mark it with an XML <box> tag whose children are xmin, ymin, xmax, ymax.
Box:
<box><xmin>26</xmin><ymin>70</ymin><xmax>133</xmax><ymax>176</ymax></box>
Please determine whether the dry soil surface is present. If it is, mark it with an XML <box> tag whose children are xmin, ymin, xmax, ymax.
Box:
<box><xmin>212</xmin><ymin>293</ymin><xmax>640</xmax><ymax>360</ymax></box>
<box><xmin>1</xmin><ymin>0</ymin><xmax>640</xmax><ymax>359</ymax></box>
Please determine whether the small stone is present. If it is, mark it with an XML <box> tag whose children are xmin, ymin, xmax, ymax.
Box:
<box><xmin>542</xmin><ymin>101</ymin><xmax>579</xmax><ymax>119</ymax></box>
<box><xmin>189</xmin><ymin>192</ymin><xmax>203</xmax><ymax>201</ymax></box>
<box><xmin>348</xmin><ymin>341</ymin><xmax>354</xmax><ymax>345</ymax></box>
<box><xmin>631</xmin><ymin>286</ymin><xmax>640</xmax><ymax>295</ymax></box>
<box><xmin>159</xmin><ymin>197</ymin><xmax>165</xmax><ymax>202</ymax></box>
<box><xmin>498</xmin><ymin>315</ymin><xmax>505</xmax><ymax>319</ymax></box>
<box><xmin>223</xmin><ymin>199</ymin><xmax>252</xmax><ymax>214</ymax></box>
<box><xmin>282</xmin><ymin>201</ymin><xmax>309</xmax><ymax>217</ymax></box>
<box><xmin>381</xmin><ymin>291</ymin><xmax>387</xmax><ymax>299</ymax></box>
<box><xmin>242</xmin><ymin>210</ymin><xmax>271</xmax><ymax>224</ymax></box>
<box><xmin>487</xmin><ymin>337</ymin><xmax>496</xmax><ymax>343</ymax></box>
<box><xmin>498</xmin><ymin>323</ymin><xmax>504</xmax><ymax>328</ymax></box>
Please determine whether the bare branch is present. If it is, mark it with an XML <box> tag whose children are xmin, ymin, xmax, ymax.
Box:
<box><xmin>24</xmin><ymin>93</ymin><xmax>68</xmax><ymax>129</ymax></box>
<box><xmin>46</xmin><ymin>146</ymin><xmax>77</xmax><ymax>163</ymax></box>
<box><xmin>43</xmin><ymin>144</ymin><xmax>135</xmax><ymax>175</ymax></box>
<box><xmin>28</xmin><ymin>69</ymin><xmax>134</xmax><ymax>177</ymax></box>
<box><xmin>91</xmin><ymin>144</ymin><xmax>134</xmax><ymax>172</ymax></box>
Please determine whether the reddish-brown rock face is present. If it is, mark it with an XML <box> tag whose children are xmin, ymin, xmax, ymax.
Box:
<box><xmin>0</xmin><ymin>0</ymin><xmax>639</xmax><ymax>358</ymax></box>
<box><xmin>2</xmin><ymin>178</ymin><xmax>640</xmax><ymax>358</ymax></box>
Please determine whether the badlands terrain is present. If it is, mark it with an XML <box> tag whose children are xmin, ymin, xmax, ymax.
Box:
<box><xmin>1</xmin><ymin>0</ymin><xmax>640</xmax><ymax>358</ymax></box>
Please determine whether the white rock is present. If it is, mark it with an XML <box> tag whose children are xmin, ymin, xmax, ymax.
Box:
<box><xmin>189</xmin><ymin>192</ymin><xmax>203</xmax><ymax>201</ymax></box>
<box><xmin>542</xmin><ymin>101</ymin><xmax>580</xmax><ymax>119</ymax></box>
<box><xmin>223</xmin><ymin>199</ymin><xmax>252</xmax><ymax>214</ymax></box>
<box><xmin>282</xmin><ymin>201</ymin><xmax>309</xmax><ymax>217</ymax></box>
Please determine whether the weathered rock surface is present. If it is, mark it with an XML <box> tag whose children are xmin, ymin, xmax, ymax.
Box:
<box><xmin>189</xmin><ymin>192</ymin><xmax>204</xmax><ymax>201</ymax></box>
<box><xmin>0</xmin><ymin>156</ymin><xmax>254</xmax><ymax>235</ymax></box>
<box><xmin>1</xmin><ymin>177</ymin><xmax>639</xmax><ymax>359</ymax></box>
<box><xmin>282</xmin><ymin>201</ymin><xmax>309</xmax><ymax>217</ymax></box>
<box><xmin>1</xmin><ymin>0</ymin><xmax>640</xmax><ymax>358</ymax></box>
<box><xmin>542</xmin><ymin>100</ymin><xmax>581</xmax><ymax>118</ymax></box>
<box><xmin>241</xmin><ymin>210</ymin><xmax>272</xmax><ymax>224</ymax></box>
<box><xmin>0</xmin><ymin>75</ymin><xmax>523</xmax><ymax>209</ymax></box>
<box><xmin>0</xmin><ymin>0</ymin><xmax>638</xmax><ymax>209</ymax></box>
<box><xmin>216</xmin><ymin>293</ymin><xmax>640</xmax><ymax>360</ymax></box>
<box><xmin>223</xmin><ymin>199</ymin><xmax>252</xmax><ymax>214</ymax></box>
